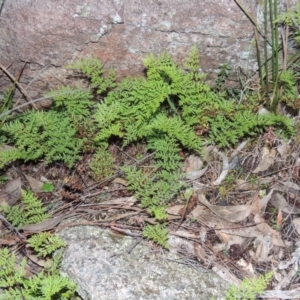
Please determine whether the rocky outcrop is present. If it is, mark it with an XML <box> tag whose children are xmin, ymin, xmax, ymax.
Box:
<box><xmin>0</xmin><ymin>0</ymin><xmax>297</xmax><ymax>103</ymax></box>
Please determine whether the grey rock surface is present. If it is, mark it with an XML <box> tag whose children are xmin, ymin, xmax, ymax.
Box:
<box><xmin>1</xmin><ymin>0</ymin><xmax>296</xmax><ymax>104</ymax></box>
<box><xmin>59</xmin><ymin>226</ymin><xmax>230</xmax><ymax>300</ymax></box>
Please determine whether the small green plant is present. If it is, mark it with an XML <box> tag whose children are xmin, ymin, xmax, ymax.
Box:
<box><xmin>0</xmin><ymin>110</ymin><xmax>84</xmax><ymax>168</ymax></box>
<box><xmin>213</xmin><ymin>63</ymin><xmax>232</xmax><ymax>93</ymax></box>
<box><xmin>0</xmin><ymin>46</ymin><xmax>295</xmax><ymax>248</ymax></box>
<box><xmin>142</xmin><ymin>224</ymin><xmax>170</xmax><ymax>249</ymax></box>
<box><xmin>27</xmin><ymin>232</ymin><xmax>67</xmax><ymax>257</ymax></box>
<box><xmin>226</xmin><ymin>271</ymin><xmax>273</xmax><ymax>300</ymax></box>
<box><xmin>0</xmin><ymin>175</ymin><xmax>8</xmax><ymax>182</ymax></box>
<box><xmin>89</xmin><ymin>147</ymin><xmax>114</xmax><ymax>181</ymax></box>
<box><xmin>42</xmin><ymin>182</ymin><xmax>55</xmax><ymax>193</ymax></box>
<box><xmin>0</xmin><ymin>189</ymin><xmax>50</xmax><ymax>227</ymax></box>
<box><xmin>0</xmin><ymin>248</ymin><xmax>76</xmax><ymax>300</ymax></box>
<box><xmin>235</xmin><ymin>0</ymin><xmax>300</xmax><ymax>113</ymax></box>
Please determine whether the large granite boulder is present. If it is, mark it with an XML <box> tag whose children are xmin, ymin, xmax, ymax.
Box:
<box><xmin>0</xmin><ymin>0</ymin><xmax>297</xmax><ymax>103</ymax></box>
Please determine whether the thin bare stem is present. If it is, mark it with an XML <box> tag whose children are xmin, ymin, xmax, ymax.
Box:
<box><xmin>0</xmin><ymin>63</ymin><xmax>37</xmax><ymax>110</ymax></box>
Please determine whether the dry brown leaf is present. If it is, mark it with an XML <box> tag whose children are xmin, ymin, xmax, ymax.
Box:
<box><xmin>184</xmin><ymin>154</ymin><xmax>204</xmax><ymax>173</ymax></box>
<box><xmin>0</xmin><ymin>235</ymin><xmax>20</xmax><ymax>246</ymax></box>
<box><xmin>292</xmin><ymin>218</ymin><xmax>300</xmax><ymax>235</ymax></box>
<box><xmin>253</xmin><ymin>214</ymin><xmax>285</xmax><ymax>247</ymax></box>
<box><xmin>21</xmin><ymin>214</ymin><xmax>69</xmax><ymax>232</ymax></box>
<box><xmin>212</xmin><ymin>149</ymin><xmax>229</xmax><ymax>185</ymax></box>
<box><xmin>234</xmin><ymin>179</ymin><xmax>257</xmax><ymax>191</ymax></box>
<box><xmin>191</xmin><ymin>204</ymin><xmax>261</xmax><ymax>248</ymax></box>
<box><xmin>193</xmin><ymin>243</ymin><xmax>207</xmax><ymax>262</ymax></box>
<box><xmin>277</xmin><ymin>209</ymin><xmax>282</xmax><ymax>227</ymax></box>
<box><xmin>252</xmin><ymin>145</ymin><xmax>276</xmax><ymax>173</ymax></box>
<box><xmin>292</xmin><ymin>157</ymin><xmax>300</xmax><ymax>180</ymax></box>
<box><xmin>237</xmin><ymin>258</ymin><xmax>255</xmax><ymax>276</ymax></box>
<box><xmin>166</xmin><ymin>205</ymin><xmax>185</xmax><ymax>216</ymax></box>
<box><xmin>112</xmin><ymin>177</ymin><xmax>128</xmax><ymax>186</ymax></box>
<box><xmin>260</xmin><ymin>287</ymin><xmax>300</xmax><ymax>299</ymax></box>
<box><xmin>197</xmin><ymin>192</ymin><xmax>252</xmax><ymax>223</ymax></box>
<box><xmin>25</xmin><ymin>174</ymin><xmax>44</xmax><ymax>193</ymax></box>
<box><xmin>215</xmin><ymin>226</ymin><xmax>231</xmax><ymax>244</ymax></box>
<box><xmin>253</xmin><ymin>235</ymin><xmax>273</xmax><ymax>262</ymax></box>
<box><xmin>0</xmin><ymin>177</ymin><xmax>22</xmax><ymax>206</ymax></box>
<box><xmin>186</xmin><ymin>166</ymin><xmax>208</xmax><ymax>181</ymax></box>
<box><xmin>212</xmin><ymin>262</ymin><xmax>241</xmax><ymax>286</ymax></box>
<box><xmin>27</xmin><ymin>254</ymin><xmax>51</xmax><ymax>268</ymax></box>
<box><xmin>271</xmin><ymin>193</ymin><xmax>300</xmax><ymax>214</ymax></box>
<box><xmin>99</xmin><ymin>196</ymin><xmax>136</xmax><ymax>206</ymax></box>
<box><xmin>235</xmin><ymin>177</ymin><xmax>273</xmax><ymax>192</ymax></box>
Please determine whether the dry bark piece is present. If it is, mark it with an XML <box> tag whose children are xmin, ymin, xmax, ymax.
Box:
<box><xmin>24</xmin><ymin>174</ymin><xmax>44</xmax><ymax>193</ymax></box>
<box><xmin>0</xmin><ymin>177</ymin><xmax>22</xmax><ymax>206</ymax></box>
<box><xmin>197</xmin><ymin>192</ymin><xmax>252</xmax><ymax>223</ymax></box>
<box><xmin>252</xmin><ymin>145</ymin><xmax>276</xmax><ymax>173</ymax></box>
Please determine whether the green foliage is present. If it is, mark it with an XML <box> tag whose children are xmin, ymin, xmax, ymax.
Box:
<box><xmin>147</xmin><ymin>206</ymin><xmax>168</xmax><ymax>221</ymax></box>
<box><xmin>226</xmin><ymin>271</ymin><xmax>273</xmax><ymax>300</ymax></box>
<box><xmin>279</xmin><ymin>70</ymin><xmax>300</xmax><ymax>109</ymax></box>
<box><xmin>45</xmin><ymin>85</ymin><xmax>93</xmax><ymax>119</ymax></box>
<box><xmin>0</xmin><ymin>248</ymin><xmax>76</xmax><ymax>300</ymax></box>
<box><xmin>66</xmin><ymin>56</ymin><xmax>116</xmax><ymax>94</ymax></box>
<box><xmin>42</xmin><ymin>182</ymin><xmax>55</xmax><ymax>193</ymax></box>
<box><xmin>236</xmin><ymin>0</ymin><xmax>300</xmax><ymax>113</ymax></box>
<box><xmin>121</xmin><ymin>136</ymin><xmax>184</xmax><ymax>213</ymax></box>
<box><xmin>0</xmin><ymin>190</ymin><xmax>50</xmax><ymax>228</ymax></box>
<box><xmin>0</xmin><ymin>110</ymin><xmax>84</xmax><ymax>168</ymax></box>
<box><xmin>275</xmin><ymin>3</ymin><xmax>300</xmax><ymax>43</ymax></box>
<box><xmin>142</xmin><ymin>224</ymin><xmax>169</xmax><ymax>249</ymax></box>
<box><xmin>93</xmin><ymin>49</ymin><xmax>203</xmax><ymax>151</ymax></box>
<box><xmin>27</xmin><ymin>232</ymin><xmax>67</xmax><ymax>257</ymax></box>
<box><xmin>208</xmin><ymin>108</ymin><xmax>294</xmax><ymax>147</ymax></box>
<box><xmin>213</xmin><ymin>63</ymin><xmax>232</xmax><ymax>93</ymax></box>
<box><xmin>88</xmin><ymin>147</ymin><xmax>114</xmax><ymax>181</ymax></box>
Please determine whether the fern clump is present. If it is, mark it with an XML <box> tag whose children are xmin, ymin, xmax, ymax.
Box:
<box><xmin>142</xmin><ymin>224</ymin><xmax>170</xmax><ymax>249</ymax></box>
<box><xmin>0</xmin><ymin>248</ymin><xmax>76</xmax><ymax>300</ymax></box>
<box><xmin>46</xmin><ymin>86</ymin><xmax>94</xmax><ymax>120</ymax></box>
<box><xmin>89</xmin><ymin>147</ymin><xmax>115</xmax><ymax>181</ymax></box>
<box><xmin>0</xmin><ymin>110</ymin><xmax>84</xmax><ymax>168</ymax></box>
<box><xmin>226</xmin><ymin>271</ymin><xmax>273</xmax><ymax>300</ymax></box>
<box><xmin>0</xmin><ymin>190</ymin><xmax>50</xmax><ymax>228</ymax></box>
<box><xmin>66</xmin><ymin>56</ymin><xmax>116</xmax><ymax>94</ymax></box>
<box><xmin>27</xmin><ymin>232</ymin><xmax>67</xmax><ymax>257</ymax></box>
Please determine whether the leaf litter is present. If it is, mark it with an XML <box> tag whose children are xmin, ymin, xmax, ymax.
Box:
<box><xmin>1</xmin><ymin>136</ymin><xmax>300</xmax><ymax>298</ymax></box>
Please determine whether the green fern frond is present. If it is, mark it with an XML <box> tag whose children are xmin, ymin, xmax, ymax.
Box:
<box><xmin>143</xmin><ymin>224</ymin><xmax>169</xmax><ymax>249</ymax></box>
<box><xmin>226</xmin><ymin>271</ymin><xmax>273</xmax><ymax>300</ymax></box>
<box><xmin>148</xmin><ymin>114</ymin><xmax>202</xmax><ymax>151</ymax></box>
<box><xmin>147</xmin><ymin>206</ymin><xmax>168</xmax><ymax>221</ymax></box>
<box><xmin>0</xmin><ymin>110</ymin><xmax>84</xmax><ymax>167</ymax></box>
<box><xmin>46</xmin><ymin>85</ymin><xmax>93</xmax><ymax>119</ymax></box>
<box><xmin>0</xmin><ymin>245</ymin><xmax>76</xmax><ymax>299</ymax></box>
<box><xmin>27</xmin><ymin>232</ymin><xmax>67</xmax><ymax>257</ymax></box>
<box><xmin>0</xmin><ymin>190</ymin><xmax>50</xmax><ymax>227</ymax></box>
<box><xmin>67</xmin><ymin>57</ymin><xmax>116</xmax><ymax>94</ymax></box>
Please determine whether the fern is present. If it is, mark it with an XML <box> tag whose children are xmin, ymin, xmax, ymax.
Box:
<box><xmin>0</xmin><ymin>110</ymin><xmax>84</xmax><ymax>168</ymax></box>
<box><xmin>226</xmin><ymin>271</ymin><xmax>273</xmax><ymax>300</ymax></box>
<box><xmin>89</xmin><ymin>147</ymin><xmax>115</xmax><ymax>181</ymax></box>
<box><xmin>45</xmin><ymin>85</ymin><xmax>93</xmax><ymax>119</ymax></box>
<box><xmin>142</xmin><ymin>224</ymin><xmax>170</xmax><ymax>249</ymax></box>
<box><xmin>208</xmin><ymin>109</ymin><xmax>295</xmax><ymax>147</ymax></box>
<box><xmin>27</xmin><ymin>232</ymin><xmax>67</xmax><ymax>257</ymax></box>
<box><xmin>0</xmin><ymin>248</ymin><xmax>76</xmax><ymax>300</ymax></box>
<box><xmin>0</xmin><ymin>190</ymin><xmax>50</xmax><ymax>228</ymax></box>
<box><xmin>66</xmin><ymin>56</ymin><xmax>116</xmax><ymax>94</ymax></box>
<box><xmin>147</xmin><ymin>206</ymin><xmax>168</xmax><ymax>221</ymax></box>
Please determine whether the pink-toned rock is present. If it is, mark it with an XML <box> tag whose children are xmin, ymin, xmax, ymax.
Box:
<box><xmin>0</xmin><ymin>0</ymin><xmax>297</xmax><ymax>104</ymax></box>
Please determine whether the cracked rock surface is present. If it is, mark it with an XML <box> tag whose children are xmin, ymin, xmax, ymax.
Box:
<box><xmin>59</xmin><ymin>226</ymin><xmax>229</xmax><ymax>300</ymax></box>
<box><xmin>0</xmin><ymin>0</ymin><xmax>272</xmax><ymax>100</ymax></box>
